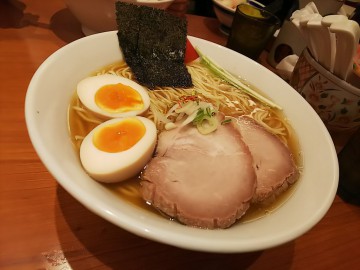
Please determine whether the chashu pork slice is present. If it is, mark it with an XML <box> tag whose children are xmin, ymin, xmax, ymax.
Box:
<box><xmin>234</xmin><ymin>116</ymin><xmax>299</xmax><ymax>203</ymax></box>
<box><xmin>141</xmin><ymin>122</ymin><xmax>257</xmax><ymax>229</ymax></box>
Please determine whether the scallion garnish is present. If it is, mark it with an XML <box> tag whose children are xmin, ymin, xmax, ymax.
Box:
<box><xmin>194</xmin><ymin>47</ymin><xmax>282</xmax><ymax>110</ymax></box>
<box><xmin>221</xmin><ymin>118</ymin><xmax>232</xmax><ymax>125</ymax></box>
<box><xmin>192</xmin><ymin>107</ymin><xmax>219</xmax><ymax>134</ymax></box>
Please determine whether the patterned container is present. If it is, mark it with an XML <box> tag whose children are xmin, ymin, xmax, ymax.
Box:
<box><xmin>290</xmin><ymin>49</ymin><xmax>360</xmax><ymax>131</ymax></box>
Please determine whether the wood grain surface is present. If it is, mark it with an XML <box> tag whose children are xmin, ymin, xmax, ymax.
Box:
<box><xmin>1</xmin><ymin>1</ymin><xmax>359</xmax><ymax>269</ymax></box>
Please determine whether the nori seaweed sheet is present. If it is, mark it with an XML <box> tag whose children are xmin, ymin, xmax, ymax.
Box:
<box><xmin>115</xmin><ymin>2</ymin><xmax>192</xmax><ymax>89</ymax></box>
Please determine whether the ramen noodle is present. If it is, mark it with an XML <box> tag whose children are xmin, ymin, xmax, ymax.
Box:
<box><xmin>68</xmin><ymin>61</ymin><xmax>302</xmax><ymax>223</ymax></box>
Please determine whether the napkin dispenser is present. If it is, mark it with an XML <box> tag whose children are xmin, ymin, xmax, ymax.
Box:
<box><xmin>268</xmin><ymin>0</ymin><xmax>344</xmax><ymax>67</ymax></box>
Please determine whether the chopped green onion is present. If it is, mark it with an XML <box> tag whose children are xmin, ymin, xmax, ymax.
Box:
<box><xmin>221</xmin><ymin>118</ymin><xmax>232</xmax><ymax>125</ymax></box>
<box><xmin>195</xmin><ymin>47</ymin><xmax>282</xmax><ymax>110</ymax></box>
<box><xmin>193</xmin><ymin>108</ymin><xmax>206</xmax><ymax>125</ymax></box>
<box><xmin>196</xmin><ymin>115</ymin><xmax>219</xmax><ymax>135</ymax></box>
<box><xmin>192</xmin><ymin>107</ymin><xmax>219</xmax><ymax>134</ymax></box>
<box><xmin>193</xmin><ymin>107</ymin><xmax>216</xmax><ymax>125</ymax></box>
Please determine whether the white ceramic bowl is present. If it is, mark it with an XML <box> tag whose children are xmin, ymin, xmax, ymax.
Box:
<box><xmin>25</xmin><ymin>31</ymin><xmax>338</xmax><ymax>253</ymax></box>
<box><xmin>212</xmin><ymin>0</ymin><xmax>245</xmax><ymax>29</ymax></box>
<box><xmin>64</xmin><ymin>0</ymin><xmax>175</xmax><ymax>35</ymax></box>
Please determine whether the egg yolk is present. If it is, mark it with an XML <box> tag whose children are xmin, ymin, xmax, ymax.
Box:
<box><xmin>95</xmin><ymin>83</ymin><xmax>144</xmax><ymax>113</ymax></box>
<box><xmin>93</xmin><ymin>118</ymin><xmax>146</xmax><ymax>153</ymax></box>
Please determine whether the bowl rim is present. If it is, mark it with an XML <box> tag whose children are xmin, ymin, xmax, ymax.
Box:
<box><xmin>25</xmin><ymin>31</ymin><xmax>339</xmax><ymax>253</ymax></box>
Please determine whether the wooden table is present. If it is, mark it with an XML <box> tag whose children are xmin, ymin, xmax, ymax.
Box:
<box><xmin>1</xmin><ymin>1</ymin><xmax>359</xmax><ymax>269</ymax></box>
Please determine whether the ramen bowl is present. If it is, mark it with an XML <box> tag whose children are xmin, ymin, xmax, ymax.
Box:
<box><xmin>64</xmin><ymin>0</ymin><xmax>175</xmax><ymax>35</ymax></box>
<box><xmin>25</xmin><ymin>31</ymin><xmax>338</xmax><ymax>253</ymax></box>
<box><xmin>290</xmin><ymin>49</ymin><xmax>360</xmax><ymax>132</ymax></box>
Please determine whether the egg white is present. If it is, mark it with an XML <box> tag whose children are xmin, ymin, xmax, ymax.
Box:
<box><xmin>80</xmin><ymin>116</ymin><xmax>157</xmax><ymax>183</ymax></box>
<box><xmin>77</xmin><ymin>74</ymin><xmax>150</xmax><ymax>119</ymax></box>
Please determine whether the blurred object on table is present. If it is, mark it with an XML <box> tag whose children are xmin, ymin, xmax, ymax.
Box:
<box><xmin>192</xmin><ymin>0</ymin><xmax>216</xmax><ymax>17</ymax></box>
<box><xmin>337</xmin><ymin>127</ymin><xmax>360</xmax><ymax>206</ymax></box>
<box><xmin>347</xmin><ymin>44</ymin><xmax>360</xmax><ymax>87</ymax></box>
<box><xmin>289</xmin><ymin>2</ymin><xmax>359</xmax><ymax>82</ymax></box>
<box><xmin>167</xmin><ymin>0</ymin><xmax>189</xmax><ymax>17</ymax></box>
<box><xmin>227</xmin><ymin>3</ymin><xmax>280</xmax><ymax>60</ymax></box>
<box><xmin>267</xmin><ymin>0</ymin><xmax>302</xmax><ymax>67</ymax></box>
<box><xmin>260</xmin><ymin>0</ymin><xmax>298</xmax><ymax>23</ymax></box>
<box><xmin>169</xmin><ymin>0</ymin><xmax>217</xmax><ymax>18</ymax></box>
<box><xmin>268</xmin><ymin>0</ymin><xmax>348</xmax><ymax>68</ymax></box>
<box><xmin>267</xmin><ymin>19</ymin><xmax>305</xmax><ymax>67</ymax></box>
<box><xmin>275</xmin><ymin>54</ymin><xmax>299</xmax><ymax>80</ymax></box>
<box><xmin>212</xmin><ymin>0</ymin><xmax>246</xmax><ymax>31</ymax></box>
<box><xmin>212</xmin><ymin>0</ymin><xmax>296</xmax><ymax>34</ymax></box>
<box><xmin>290</xmin><ymin>48</ymin><xmax>360</xmax><ymax>132</ymax></box>
<box><xmin>0</xmin><ymin>0</ymin><xmax>39</xmax><ymax>28</ymax></box>
<box><xmin>285</xmin><ymin>2</ymin><xmax>360</xmax><ymax>135</ymax></box>
<box><xmin>64</xmin><ymin>0</ymin><xmax>175</xmax><ymax>35</ymax></box>
<box><xmin>299</xmin><ymin>0</ymin><xmax>344</xmax><ymax>16</ymax></box>
<box><xmin>346</xmin><ymin>0</ymin><xmax>360</xmax><ymax>5</ymax></box>
<box><xmin>349</xmin><ymin>3</ymin><xmax>360</xmax><ymax>23</ymax></box>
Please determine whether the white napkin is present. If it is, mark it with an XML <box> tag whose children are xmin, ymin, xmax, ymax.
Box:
<box><xmin>275</xmin><ymin>54</ymin><xmax>299</xmax><ymax>80</ymax></box>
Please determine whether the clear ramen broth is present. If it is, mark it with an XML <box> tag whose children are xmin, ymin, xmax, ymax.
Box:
<box><xmin>68</xmin><ymin>60</ymin><xmax>302</xmax><ymax>224</ymax></box>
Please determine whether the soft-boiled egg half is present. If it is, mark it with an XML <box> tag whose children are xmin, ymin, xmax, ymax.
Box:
<box><xmin>80</xmin><ymin>116</ymin><xmax>157</xmax><ymax>183</ymax></box>
<box><xmin>77</xmin><ymin>74</ymin><xmax>150</xmax><ymax>118</ymax></box>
